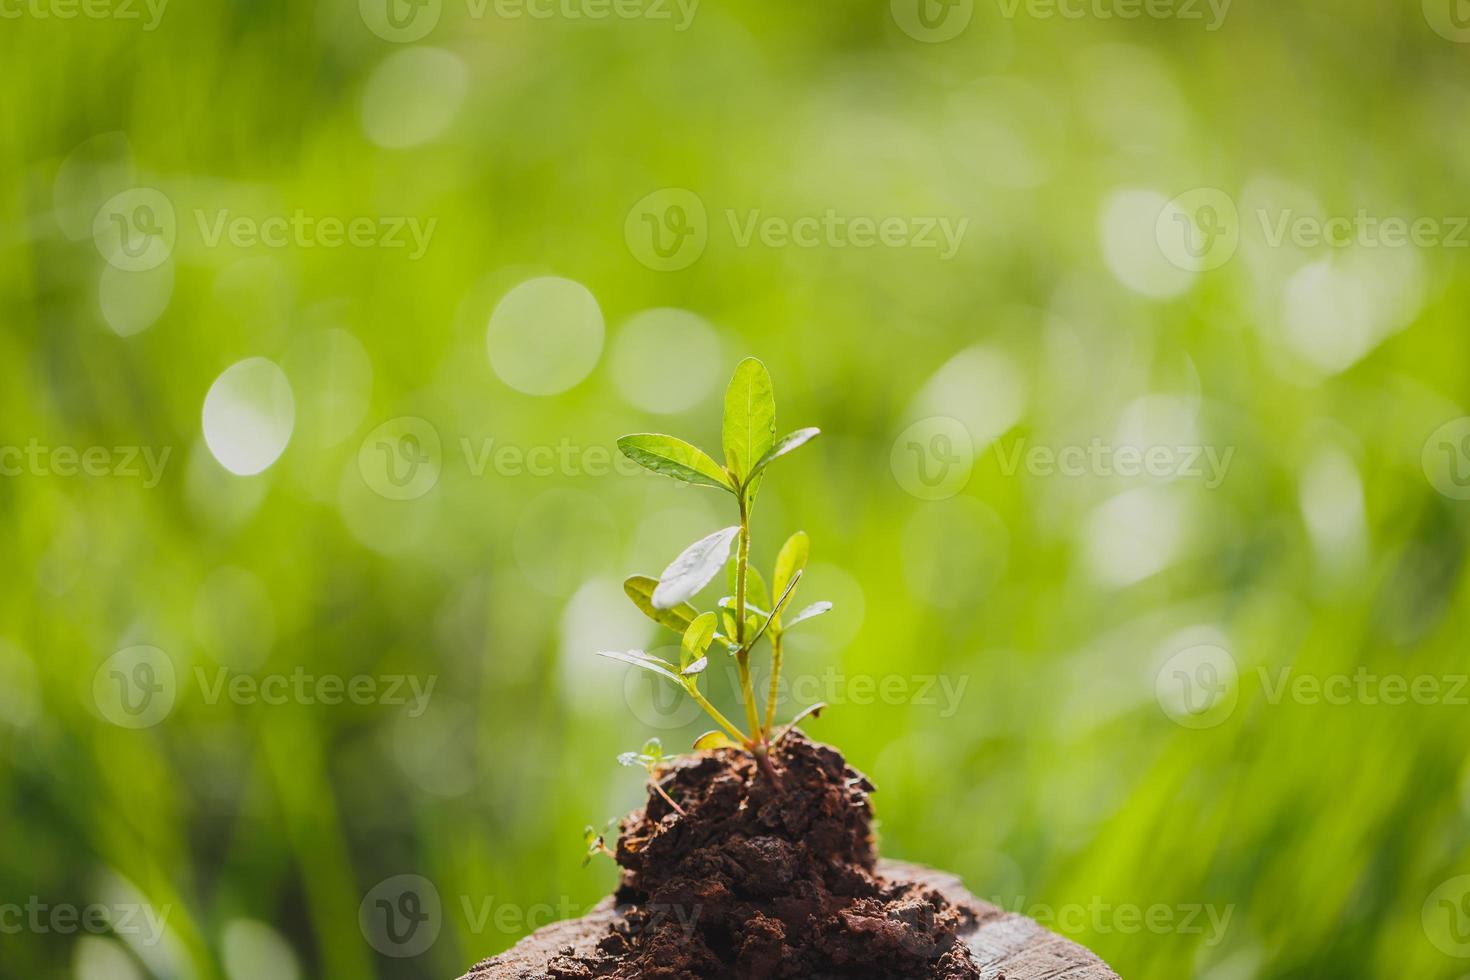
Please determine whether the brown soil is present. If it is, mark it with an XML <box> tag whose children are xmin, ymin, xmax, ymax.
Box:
<box><xmin>541</xmin><ymin>732</ymin><xmax>981</xmax><ymax>980</ymax></box>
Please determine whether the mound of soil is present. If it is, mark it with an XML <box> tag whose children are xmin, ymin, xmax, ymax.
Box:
<box><xmin>539</xmin><ymin>732</ymin><xmax>981</xmax><ymax>979</ymax></box>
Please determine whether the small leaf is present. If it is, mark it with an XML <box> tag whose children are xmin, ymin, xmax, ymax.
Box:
<box><xmin>680</xmin><ymin>656</ymin><xmax>708</xmax><ymax>677</ymax></box>
<box><xmin>641</xmin><ymin>737</ymin><xmax>664</xmax><ymax>759</ymax></box>
<box><xmin>783</xmin><ymin>601</ymin><xmax>833</xmax><ymax>630</ymax></box>
<box><xmin>680</xmin><ymin>611</ymin><xmax>717</xmax><ymax>669</ymax></box>
<box><xmin>616</xmin><ymin>751</ymin><xmax>642</xmax><ymax>768</ymax></box>
<box><xmin>653</xmin><ymin>526</ymin><xmax>740</xmax><ymax>609</ymax></box>
<box><xmin>771</xmin><ymin>531</ymin><xmax>809</xmax><ymax>603</ymax></box>
<box><xmin>624</xmin><ymin>576</ymin><xmax>700</xmax><ymax>635</ymax></box>
<box><xmin>693</xmin><ymin>730</ymin><xmax>738</xmax><ymax>751</ymax></box>
<box><xmin>721</xmin><ymin>610</ymin><xmax>739</xmax><ymax>640</ymax></box>
<box><xmin>617</xmin><ymin>434</ymin><xmax>734</xmax><ymax>491</ymax></box>
<box><xmin>727</xmin><ymin>561</ymin><xmax>771</xmax><ymax>612</ymax></box>
<box><xmin>596</xmin><ymin>649</ymin><xmax>682</xmax><ymax>685</ymax></box>
<box><xmin>748</xmin><ymin>427</ymin><xmax>820</xmax><ymax>481</ymax></box>
<box><xmin>722</xmin><ymin>357</ymin><xmax>776</xmax><ymax>485</ymax></box>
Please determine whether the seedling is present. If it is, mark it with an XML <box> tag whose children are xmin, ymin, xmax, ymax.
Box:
<box><xmin>599</xmin><ymin>357</ymin><xmax>832</xmax><ymax>777</ymax></box>
<box><xmin>617</xmin><ymin>738</ymin><xmax>686</xmax><ymax>815</ymax></box>
<box><xmin>582</xmin><ymin>822</ymin><xmax>615</xmax><ymax>867</ymax></box>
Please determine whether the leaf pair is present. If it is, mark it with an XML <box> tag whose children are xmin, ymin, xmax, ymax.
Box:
<box><xmin>766</xmin><ymin>531</ymin><xmax>832</xmax><ymax>637</ymax></box>
<box><xmin>616</xmin><ymin>357</ymin><xmax>820</xmax><ymax>499</ymax></box>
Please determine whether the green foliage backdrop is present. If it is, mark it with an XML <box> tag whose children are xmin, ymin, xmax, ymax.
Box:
<box><xmin>2</xmin><ymin>1</ymin><xmax>1469</xmax><ymax>978</ymax></box>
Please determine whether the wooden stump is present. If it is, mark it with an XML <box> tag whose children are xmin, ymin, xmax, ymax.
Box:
<box><xmin>461</xmin><ymin>859</ymin><xmax>1121</xmax><ymax>979</ymax></box>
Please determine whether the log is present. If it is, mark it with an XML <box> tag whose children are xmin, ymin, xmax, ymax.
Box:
<box><xmin>460</xmin><ymin>859</ymin><xmax>1121</xmax><ymax>979</ymax></box>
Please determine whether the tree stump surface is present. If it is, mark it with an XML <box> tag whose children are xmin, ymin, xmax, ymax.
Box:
<box><xmin>461</xmin><ymin>859</ymin><xmax>1121</xmax><ymax>979</ymax></box>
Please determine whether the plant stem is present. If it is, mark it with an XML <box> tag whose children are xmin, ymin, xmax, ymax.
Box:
<box><xmin>733</xmin><ymin>492</ymin><xmax>763</xmax><ymax>741</ymax></box>
<box><xmin>764</xmin><ymin>631</ymin><xmax>783</xmax><ymax>732</ymax></box>
<box><xmin>648</xmin><ymin>778</ymin><xmax>687</xmax><ymax>816</ymax></box>
<box><xmin>686</xmin><ymin>683</ymin><xmax>747</xmax><ymax>745</ymax></box>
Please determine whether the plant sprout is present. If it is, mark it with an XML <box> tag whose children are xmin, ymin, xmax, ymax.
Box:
<box><xmin>599</xmin><ymin>357</ymin><xmax>832</xmax><ymax>778</ymax></box>
<box><xmin>617</xmin><ymin>738</ymin><xmax>686</xmax><ymax>815</ymax></box>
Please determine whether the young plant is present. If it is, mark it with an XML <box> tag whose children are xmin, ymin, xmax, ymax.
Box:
<box><xmin>617</xmin><ymin>738</ymin><xmax>686</xmax><ymax>815</ymax></box>
<box><xmin>598</xmin><ymin>357</ymin><xmax>832</xmax><ymax>775</ymax></box>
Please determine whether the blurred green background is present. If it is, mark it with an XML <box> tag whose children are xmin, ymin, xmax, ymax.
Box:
<box><xmin>4</xmin><ymin>1</ymin><xmax>1470</xmax><ymax>977</ymax></box>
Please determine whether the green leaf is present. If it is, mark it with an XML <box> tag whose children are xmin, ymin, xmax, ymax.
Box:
<box><xmin>771</xmin><ymin>531</ymin><xmax>809</xmax><ymax>604</ymax></box>
<box><xmin>727</xmin><ymin>561</ymin><xmax>771</xmax><ymax>612</ymax></box>
<box><xmin>596</xmin><ymin>649</ymin><xmax>682</xmax><ymax>685</ymax></box>
<box><xmin>653</xmin><ymin>526</ymin><xmax>740</xmax><ymax>609</ymax></box>
<box><xmin>617</xmin><ymin>434</ymin><xmax>734</xmax><ymax>491</ymax></box>
<box><xmin>721</xmin><ymin>357</ymin><xmax>776</xmax><ymax>485</ymax></box>
<box><xmin>693</xmin><ymin>730</ymin><xmax>738</xmax><ymax>751</ymax></box>
<box><xmin>783</xmin><ymin>601</ymin><xmax>832</xmax><ymax>630</ymax></box>
<box><xmin>624</xmin><ymin>576</ymin><xmax>699</xmax><ymax>635</ymax></box>
<box><xmin>680</xmin><ymin>612</ymin><xmax>717</xmax><ymax>669</ymax></box>
<box><xmin>641</xmin><ymin>737</ymin><xmax>664</xmax><ymax>759</ymax></box>
<box><xmin>748</xmin><ymin>427</ymin><xmax>819</xmax><ymax>481</ymax></box>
